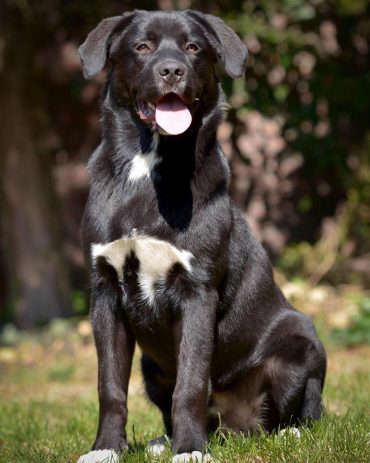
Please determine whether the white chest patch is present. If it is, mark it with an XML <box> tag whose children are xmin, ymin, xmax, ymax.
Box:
<box><xmin>92</xmin><ymin>234</ymin><xmax>193</xmax><ymax>305</ymax></box>
<box><xmin>128</xmin><ymin>150</ymin><xmax>160</xmax><ymax>181</ymax></box>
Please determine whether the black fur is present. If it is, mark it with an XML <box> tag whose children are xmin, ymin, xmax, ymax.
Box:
<box><xmin>79</xmin><ymin>9</ymin><xmax>326</xmax><ymax>457</ymax></box>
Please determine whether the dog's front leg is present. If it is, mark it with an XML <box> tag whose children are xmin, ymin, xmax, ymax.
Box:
<box><xmin>85</xmin><ymin>283</ymin><xmax>134</xmax><ymax>461</ymax></box>
<box><xmin>171</xmin><ymin>288</ymin><xmax>217</xmax><ymax>461</ymax></box>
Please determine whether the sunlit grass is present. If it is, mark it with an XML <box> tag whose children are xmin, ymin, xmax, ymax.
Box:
<box><xmin>0</xmin><ymin>320</ymin><xmax>369</xmax><ymax>463</ymax></box>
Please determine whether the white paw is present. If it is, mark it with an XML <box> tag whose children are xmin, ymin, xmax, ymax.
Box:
<box><xmin>147</xmin><ymin>435</ymin><xmax>169</xmax><ymax>456</ymax></box>
<box><xmin>77</xmin><ymin>449</ymin><xmax>119</xmax><ymax>463</ymax></box>
<box><xmin>279</xmin><ymin>427</ymin><xmax>301</xmax><ymax>438</ymax></box>
<box><xmin>172</xmin><ymin>451</ymin><xmax>214</xmax><ymax>463</ymax></box>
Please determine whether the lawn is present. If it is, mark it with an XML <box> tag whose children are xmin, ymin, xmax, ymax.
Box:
<box><xmin>0</xmin><ymin>285</ymin><xmax>369</xmax><ymax>463</ymax></box>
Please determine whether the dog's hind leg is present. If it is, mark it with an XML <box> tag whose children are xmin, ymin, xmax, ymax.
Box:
<box><xmin>264</xmin><ymin>312</ymin><xmax>326</xmax><ymax>430</ymax></box>
<box><xmin>141</xmin><ymin>354</ymin><xmax>174</xmax><ymax>437</ymax></box>
<box><xmin>299</xmin><ymin>376</ymin><xmax>325</xmax><ymax>424</ymax></box>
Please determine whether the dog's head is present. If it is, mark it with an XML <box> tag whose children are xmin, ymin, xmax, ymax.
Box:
<box><xmin>79</xmin><ymin>10</ymin><xmax>248</xmax><ymax>135</ymax></box>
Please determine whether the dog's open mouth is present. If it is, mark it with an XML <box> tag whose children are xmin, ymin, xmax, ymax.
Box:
<box><xmin>137</xmin><ymin>93</ymin><xmax>192</xmax><ymax>135</ymax></box>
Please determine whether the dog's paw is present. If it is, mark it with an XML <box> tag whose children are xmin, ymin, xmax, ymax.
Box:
<box><xmin>172</xmin><ymin>451</ymin><xmax>215</xmax><ymax>463</ymax></box>
<box><xmin>77</xmin><ymin>449</ymin><xmax>119</xmax><ymax>463</ymax></box>
<box><xmin>278</xmin><ymin>427</ymin><xmax>301</xmax><ymax>438</ymax></box>
<box><xmin>147</xmin><ymin>435</ymin><xmax>169</xmax><ymax>456</ymax></box>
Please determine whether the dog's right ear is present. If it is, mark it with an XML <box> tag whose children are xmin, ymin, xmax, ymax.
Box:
<box><xmin>185</xmin><ymin>11</ymin><xmax>248</xmax><ymax>79</ymax></box>
<box><xmin>79</xmin><ymin>13</ymin><xmax>133</xmax><ymax>79</ymax></box>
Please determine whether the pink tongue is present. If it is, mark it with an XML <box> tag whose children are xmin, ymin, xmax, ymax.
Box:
<box><xmin>155</xmin><ymin>95</ymin><xmax>192</xmax><ymax>135</ymax></box>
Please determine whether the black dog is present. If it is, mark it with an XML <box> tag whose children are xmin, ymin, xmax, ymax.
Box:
<box><xmin>77</xmin><ymin>9</ymin><xmax>326</xmax><ymax>463</ymax></box>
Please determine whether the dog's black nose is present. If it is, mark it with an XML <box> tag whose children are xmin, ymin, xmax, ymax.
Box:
<box><xmin>158</xmin><ymin>60</ymin><xmax>186</xmax><ymax>83</ymax></box>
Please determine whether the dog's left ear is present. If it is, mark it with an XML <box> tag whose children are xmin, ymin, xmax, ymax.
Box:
<box><xmin>185</xmin><ymin>11</ymin><xmax>248</xmax><ymax>79</ymax></box>
<box><xmin>79</xmin><ymin>13</ymin><xmax>135</xmax><ymax>79</ymax></box>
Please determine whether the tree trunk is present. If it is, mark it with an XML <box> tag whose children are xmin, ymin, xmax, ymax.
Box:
<box><xmin>0</xmin><ymin>3</ymin><xmax>71</xmax><ymax>328</ymax></box>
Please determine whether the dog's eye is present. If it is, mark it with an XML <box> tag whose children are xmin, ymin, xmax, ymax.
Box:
<box><xmin>137</xmin><ymin>43</ymin><xmax>150</xmax><ymax>52</ymax></box>
<box><xmin>186</xmin><ymin>43</ymin><xmax>199</xmax><ymax>53</ymax></box>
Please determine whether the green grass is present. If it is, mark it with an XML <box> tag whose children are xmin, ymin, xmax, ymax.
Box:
<box><xmin>0</xmin><ymin>321</ymin><xmax>369</xmax><ymax>463</ymax></box>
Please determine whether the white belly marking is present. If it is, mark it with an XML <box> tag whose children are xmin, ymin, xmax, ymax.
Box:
<box><xmin>92</xmin><ymin>234</ymin><xmax>192</xmax><ymax>304</ymax></box>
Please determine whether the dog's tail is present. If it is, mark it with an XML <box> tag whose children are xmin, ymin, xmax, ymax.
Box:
<box><xmin>299</xmin><ymin>377</ymin><xmax>324</xmax><ymax>425</ymax></box>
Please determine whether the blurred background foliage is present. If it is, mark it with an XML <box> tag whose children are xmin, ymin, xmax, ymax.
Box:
<box><xmin>0</xmin><ymin>0</ymin><xmax>369</xmax><ymax>335</ymax></box>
